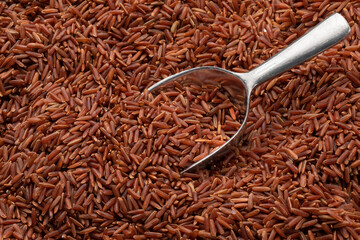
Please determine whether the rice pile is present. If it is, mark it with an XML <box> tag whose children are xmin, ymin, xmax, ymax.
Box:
<box><xmin>1</xmin><ymin>0</ymin><xmax>360</xmax><ymax>239</ymax></box>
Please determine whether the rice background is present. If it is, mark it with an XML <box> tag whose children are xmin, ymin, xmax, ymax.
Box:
<box><xmin>1</xmin><ymin>0</ymin><xmax>360</xmax><ymax>239</ymax></box>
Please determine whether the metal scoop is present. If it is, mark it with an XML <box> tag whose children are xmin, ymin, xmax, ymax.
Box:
<box><xmin>149</xmin><ymin>13</ymin><xmax>350</xmax><ymax>174</ymax></box>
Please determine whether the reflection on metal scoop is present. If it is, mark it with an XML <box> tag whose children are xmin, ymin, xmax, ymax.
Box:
<box><xmin>148</xmin><ymin>13</ymin><xmax>350</xmax><ymax>174</ymax></box>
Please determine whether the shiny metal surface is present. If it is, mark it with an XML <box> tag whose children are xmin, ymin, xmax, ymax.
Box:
<box><xmin>148</xmin><ymin>13</ymin><xmax>350</xmax><ymax>174</ymax></box>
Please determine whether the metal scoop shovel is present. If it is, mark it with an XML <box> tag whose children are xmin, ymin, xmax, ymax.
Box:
<box><xmin>148</xmin><ymin>13</ymin><xmax>350</xmax><ymax>174</ymax></box>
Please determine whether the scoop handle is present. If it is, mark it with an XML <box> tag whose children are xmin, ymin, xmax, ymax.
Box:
<box><xmin>242</xmin><ymin>13</ymin><xmax>350</xmax><ymax>90</ymax></box>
